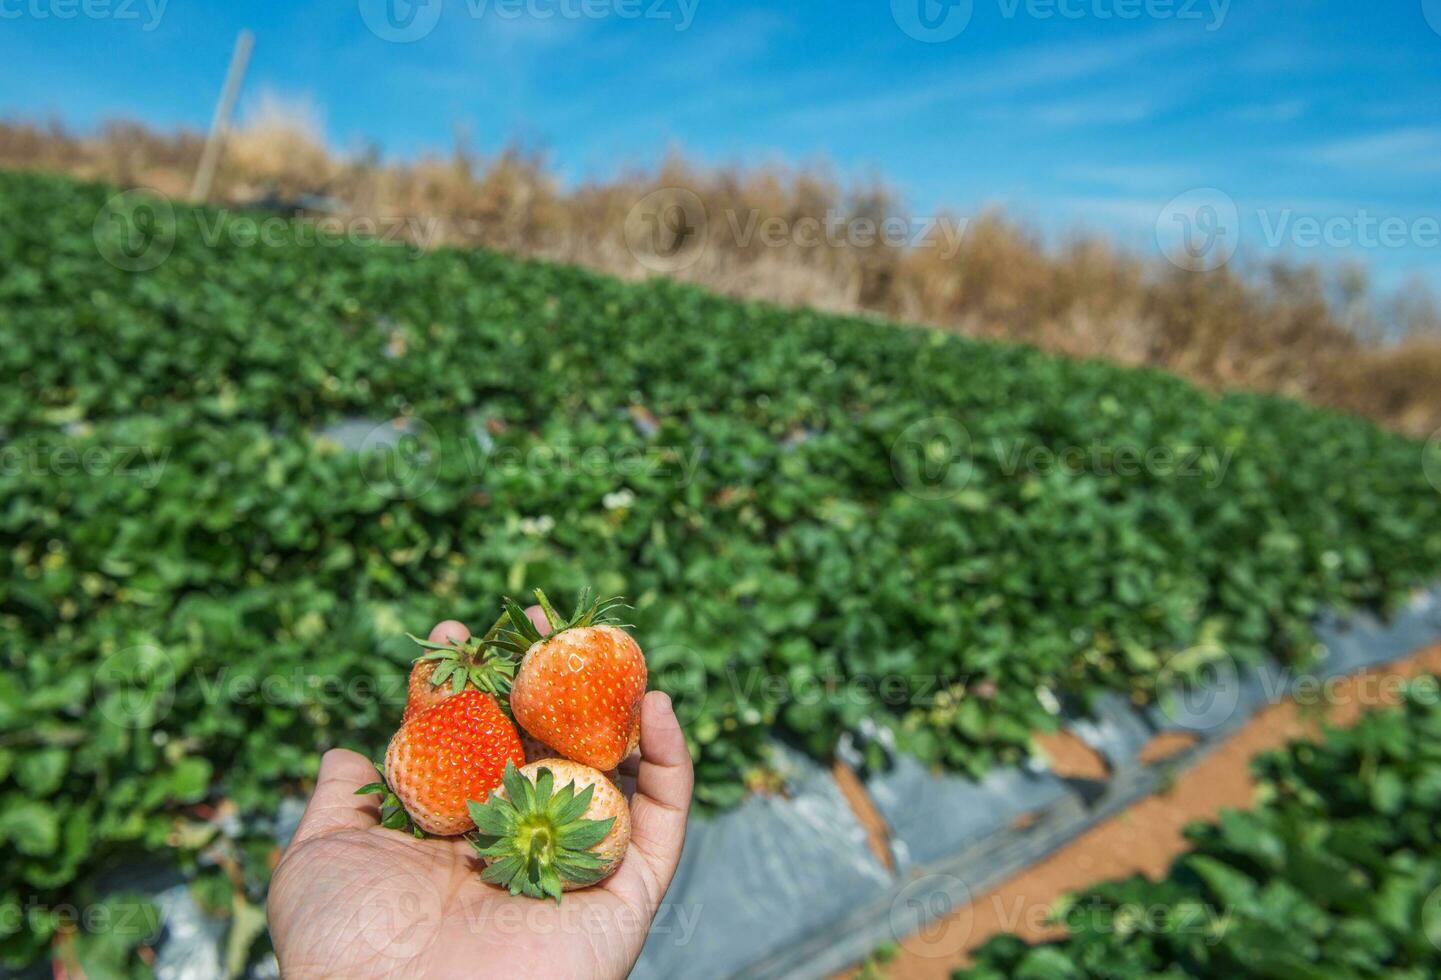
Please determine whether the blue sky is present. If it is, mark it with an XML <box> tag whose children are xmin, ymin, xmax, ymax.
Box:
<box><xmin>3</xmin><ymin>0</ymin><xmax>1440</xmax><ymax>292</ymax></box>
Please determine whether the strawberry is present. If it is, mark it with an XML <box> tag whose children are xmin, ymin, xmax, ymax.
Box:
<box><xmin>470</xmin><ymin>758</ymin><xmax>631</xmax><ymax>900</ymax></box>
<box><xmin>403</xmin><ymin>657</ymin><xmax>454</xmax><ymax>722</ymax></box>
<box><xmin>519</xmin><ymin>730</ymin><xmax>557</xmax><ymax>765</ymax></box>
<box><xmin>365</xmin><ymin>690</ymin><xmax>525</xmax><ymax>836</ymax></box>
<box><xmin>402</xmin><ymin>614</ymin><xmax>515</xmax><ymax>722</ymax></box>
<box><xmin>499</xmin><ymin>589</ymin><xmax>648</xmax><ymax>771</ymax></box>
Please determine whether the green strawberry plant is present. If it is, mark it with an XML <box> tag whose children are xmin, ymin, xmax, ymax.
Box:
<box><xmin>957</xmin><ymin>680</ymin><xmax>1441</xmax><ymax>979</ymax></box>
<box><xmin>1</xmin><ymin>170</ymin><xmax>1441</xmax><ymax>970</ymax></box>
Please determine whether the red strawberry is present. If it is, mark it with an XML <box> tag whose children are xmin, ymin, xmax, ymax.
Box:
<box><xmin>470</xmin><ymin>758</ymin><xmax>631</xmax><ymax>900</ymax></box>
<box><xmin>499</xmin><ymin>590</ymin><xmax>647</xmax><ymax>772</ymax></box>
<box><xmin>404</xmin><ymin>657</ymin><xmax>452</xmax><ymax>722</ymax></box>
<box><xmin>402</xmin><ymin>615</ymin><xmax>515</xmax><ymax>722</ymax></box>
<box><xmin>374</xmin><ymin>690</ymin><xmax>525</xmax><ymax>836</ymax></box>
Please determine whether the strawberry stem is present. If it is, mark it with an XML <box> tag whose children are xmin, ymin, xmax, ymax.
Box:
<box><xmin>406</xmin><ymin>612</ymin><xmax>519</xmax><ymax>698</ymax></box>
<box><xmin>492</xmin><ymin>588</ymin><xmax>631</xmax><ymax>658</ymax></box>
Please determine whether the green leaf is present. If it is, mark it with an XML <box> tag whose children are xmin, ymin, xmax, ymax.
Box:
<box><xmin>16</xmin><ymin>748</ymin><xmax>68</xmax><ymax>796</ymax></box>
<box><xmin>168</xmin><ymin>758</ymin><xmax>213</xmax><ymax>803</ymax></box>
<box><xmin>555</xmin><ymin>783</ymin><xmax>594</xmax><ymax>825</ymax></box>
<box><xmin>1186</xmin><ymin>855</ymin><xmax>1257</xmax><ymax>909</ymax></box>
<box><xmin>557</xmin><ymin>816</ymin><xmax>615</xmax><ymax>851</ymax></box>
<box><xmin>501</xmin><ymin>762</ymin><xmax>531</xmax><ymax>811</ymax></box>
<box><xmin>0</xmin><ymin>800</ymin><xmax>61</xmax><ymax>856</ymax></box>
<box><xmin>470</xmin><ymin>797</ymin><xmax>516</xmax><ymax>836</ymax></box>
<box><xmin>1371</xmin><ymin>769</ymin><xmax>1405</xmax><ymax>815</ymax></box>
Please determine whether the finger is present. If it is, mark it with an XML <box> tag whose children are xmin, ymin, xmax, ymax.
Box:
<box><xmin>523</xmin><ymin>603</ymin><xmax>551</xmax><ymax>634</ymax></box>
<box><xmin>624</xmin><ymin>691</ymin><xmax>693</xmax><ymax>905</ymax></box>
<box><xmin>428</xmin><ymin>619</ymin><xmax>470</xmax><ymax>646</ymax></box>
<box><xmin>288</xmin><ymin>748</ymin><xmax>383</xmax><ymax>848</ymax></box>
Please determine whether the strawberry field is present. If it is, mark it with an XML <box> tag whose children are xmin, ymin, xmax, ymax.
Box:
<box><xmin>4</xmin><ymin>170</ymin><xmax>1441</xmax><ymax>972</ymax></box>
<box><xmin>957</xmin><ymin>680</ymin><xmax>1441</xmax><ymax>978</ymax></box>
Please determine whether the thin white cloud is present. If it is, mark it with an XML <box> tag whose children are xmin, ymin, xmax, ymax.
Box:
<box><xmin>641</xmin><ymin>9</ymin><xmax>789</xmax><ymax>81</ymax></box>
<box><xmin>1227</xmin><ymin>99</ymin><xmax>1307</xmax><ymax>123</ymax></box>
<box><xmin>786</xmin><ymin>29</ymin><xmax>1192</xmax><ymax>129</ymax></box>
<box><xmin>1054</xmin><ymin>195</ymin><xmax>1166</xmax><ymax>226</ymax></box>
<box><xmin>981</xmin><ymin>96</ymin><xmax>1157</xmax><ymax>128</ymax></box>
<box><xmin>1312</xmin><ymin>127</ymin><xmax>1441</xmax><ymax>175</ymax></box>
<box><xmin>1058</xmin><ymin>164</ymin><xmax>1197</xmax><ymax>190</ymax></box>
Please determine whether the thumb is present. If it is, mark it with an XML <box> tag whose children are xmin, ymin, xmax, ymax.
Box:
<box><xmin>626</xmin><ymin>691</ymin><xmax>694</xmax><ymax>906</ymax></box>
<box><xmin>287</xmin><ymin>748</ymin><xmax>382</xmax><ymax>848</ymax></box>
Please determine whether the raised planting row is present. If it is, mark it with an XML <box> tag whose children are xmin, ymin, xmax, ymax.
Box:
<box><xmin>2</xmin><ymin>170</ymin><xmax>1441</xmax><ymax>969</ymax></box>
<box><xmin>955</xmin><ymin>679</ymin><xmax>1441</xmax><ymax>979</ymax></box>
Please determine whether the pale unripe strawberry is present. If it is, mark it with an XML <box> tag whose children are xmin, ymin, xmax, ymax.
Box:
<box><xmin>470</xmin><ymin>758</ymin><xmax>632</xmax><ymax>899</ymax></box>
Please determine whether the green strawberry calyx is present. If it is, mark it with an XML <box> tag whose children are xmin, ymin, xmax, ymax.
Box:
<box><xmin>468</xmin><ymin>761</ymin><xmax>617</xmax><ymax>902</ymax></box>
<box><xmin>355</xmin><ymin>765</ymin><xmax>426</xmax><ymax>839</ymax></box>
<box><xmin>494</xmin><ymin>587</ymin><xmax>630</xmax><ymax>658</ymax></box>
<box><xmin>407</xmin><ymin>612</ymin><xmax>517</xmax><ymax>697</ymax></box>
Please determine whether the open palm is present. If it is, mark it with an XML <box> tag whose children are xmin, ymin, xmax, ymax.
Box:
<box><xmin>268</xmin><ymin>616</ymin><xmax>693</xmax><ymax>979</ymax></box>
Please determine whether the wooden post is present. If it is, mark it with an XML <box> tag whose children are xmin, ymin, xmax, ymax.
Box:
<box><xmin>190</xmin><ymin>29</ymin><xmax>254</xmax><ymax>202</ymax></box>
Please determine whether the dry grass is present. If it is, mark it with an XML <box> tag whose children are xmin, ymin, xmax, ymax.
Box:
<box><xmin>4</xmin><ymin>113</ymin><xmax>1439</xmax><ymax>437</ymax></box>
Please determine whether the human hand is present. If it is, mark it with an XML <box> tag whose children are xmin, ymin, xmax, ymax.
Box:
<box><xmin>267</xmin><ymin>611</ymin><xmax>694</xmax><ymax>979</ymax></box>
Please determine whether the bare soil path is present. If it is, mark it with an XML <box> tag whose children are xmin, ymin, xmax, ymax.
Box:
<box><xmin>838</xmin><ymin>643</ymin><xmax>1441</xmax><ymax>980</ymax></box>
